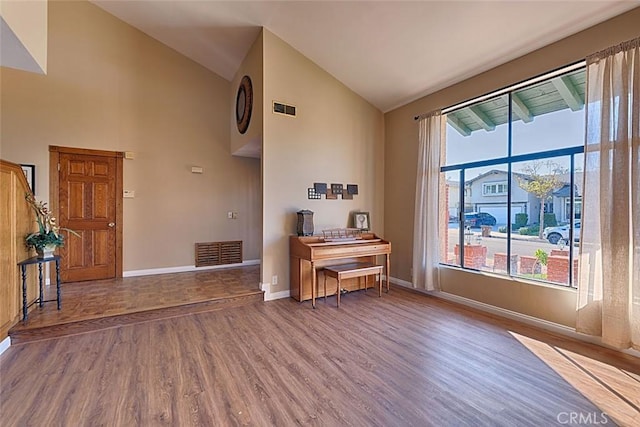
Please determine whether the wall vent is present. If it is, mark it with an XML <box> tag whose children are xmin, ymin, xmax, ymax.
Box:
<box><xmin>195</xmin><ymin>241</ymin><xmax>242</xmax><ymax>267</ymax></box>
<box><xmin>273</xmin><ymin>101</ymin><xmax>297</xmax><ymax>117</ymax></box>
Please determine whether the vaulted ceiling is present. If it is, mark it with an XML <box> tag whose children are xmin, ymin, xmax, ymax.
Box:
<box><xmin>91</xmin><ymin>1</ymin><xmax>639</xmax><ymax>112</ymax></box>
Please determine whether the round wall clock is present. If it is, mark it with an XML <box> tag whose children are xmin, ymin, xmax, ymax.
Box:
<box><xmin>236</xmin><ymin>75</ymin><xmax>253</xmax><ymax>134</ymax></box>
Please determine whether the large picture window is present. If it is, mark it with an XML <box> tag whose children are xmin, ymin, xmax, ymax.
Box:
<box><xmin>440</xmin><ymin>64</ymin><xmax>585</xmax><ymax>287</ymax></box>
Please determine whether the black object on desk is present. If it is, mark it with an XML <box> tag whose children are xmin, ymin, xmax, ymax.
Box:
<box><xmin>17</xmin><ymin>255</ymin><xmax>61</xmax><ymax>321</ymax></box>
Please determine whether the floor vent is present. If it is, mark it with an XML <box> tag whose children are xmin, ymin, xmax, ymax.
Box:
<box><xmin>195</xmin><ymin>241</ymin><xmax>242</xmax><ymax>267</ymax></box>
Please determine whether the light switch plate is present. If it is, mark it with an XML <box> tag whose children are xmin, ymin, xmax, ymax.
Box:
<box><xmin>123</xmin><ymin>190</ymin><xmax>135</xmax><ymax>198</ymax></box>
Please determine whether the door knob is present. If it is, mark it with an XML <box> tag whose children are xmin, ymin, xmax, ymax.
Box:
<box><xmin>108</xmin><ymin>222</ymin><xmax>115</xmax><ymax>227</ymax></box>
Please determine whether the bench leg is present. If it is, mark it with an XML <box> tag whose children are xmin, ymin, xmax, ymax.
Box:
<box><xmin>386</xmin><ymin>255</ymin><xmax>390</xmax><ymax>293</ymax></box>
<box><xmin>337</xmin><ymin>277</ymin><xmax>341</xmax><ymax>308</ymax></box>
<box><xmin>311</xmin><ymin>262</ymin><xmax>317</xmax><ymax>309</ymax></box>
<box><xmin>324</xmin><ymin>272</ymin><xmax>327</xmax><ymax>303</ymax></box>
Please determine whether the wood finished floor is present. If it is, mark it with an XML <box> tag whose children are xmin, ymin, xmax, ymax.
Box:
<box><xmin>9</xmin><ymin>266</ymin><xmax>262</xmax><ymax>343</ymax></box>
<box><xmin>2</xmin><ymin>284</ymin><xmax>639</xmax><ymax>426</ymax></box>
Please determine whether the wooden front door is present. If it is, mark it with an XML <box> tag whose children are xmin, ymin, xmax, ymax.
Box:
<box><xmin>51</xmin><ymin>146</ymin><xmax>123</xmax><ymax>282</ymax></box>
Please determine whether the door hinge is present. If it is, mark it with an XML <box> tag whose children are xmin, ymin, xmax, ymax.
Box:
<box><xmin>57</xmin><ymin>163</ymin><xmax>60</xmax><ymax>171</ymax></box>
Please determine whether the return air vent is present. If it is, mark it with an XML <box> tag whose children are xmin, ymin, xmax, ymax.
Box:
<box><xmin>273</xmin><ymin>101</ymin><xmax>297</xmax><ymax>117</ymax></box>
<box><xmin>195</xmin><ymin>241</ymin><xmax>242</xmax><ymax>267</ymax></box>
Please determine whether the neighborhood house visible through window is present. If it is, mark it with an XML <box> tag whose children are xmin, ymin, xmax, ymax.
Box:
<box><xmin>441</xmin><ymin>65</ymin><xmax>585</xmax><ymax>287</ymax></box>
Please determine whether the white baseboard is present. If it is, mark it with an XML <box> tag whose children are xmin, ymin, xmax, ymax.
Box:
<box><xmin>261</xmin><ymin>282</ymin><xmax>290</xmax><ymax>301</ymax></box>
<box><xmin>0</xmin><ymin>336</ymin><xmax>10</xmax><ymax>355</ymax></box>
<box><xmin>123</xmin><ymin>259</ymin><xmax>260</xmax><ymax>278</ymax></box>
<box><xmin>389</xmin><ymin>276</ymin><xmax>640</xmax><ymax>359</ymax></box>
<box><xmin>390</xmin><ymin>276</ymin><xmax>413</xmax><ymax>288</ymax></box>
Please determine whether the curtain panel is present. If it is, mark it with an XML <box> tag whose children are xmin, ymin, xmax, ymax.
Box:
<box><xmin>577</xmin><ymin>37</ymin><xmax>640</xmax><ymax>350</ymax></box>
<box><xmin>413</xmin><ymin>112</ymin><xmax>443</xmax><ymax>291</ymax></box>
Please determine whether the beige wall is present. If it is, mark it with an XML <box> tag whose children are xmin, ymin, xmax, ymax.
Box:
<box><xmin>0</xmin><ymin>0</ymin><xmax>261</xmax><ymax>271</ymax></box>
<box><xmin>0</xmin><ymin>0</ymin><xmax>47</xmax><ymax>73</ymax></box>
<box><xmin>440</xmin><ymin>269</ymin><xmax>578</xmax><ymax>327</ymax></box>
<box><xmin>230</xmin><ymin>31</ymin><xmax>263</xmax><ymax>158</ymax></box>
<box><xmin>262</xmin><ymin>29</ymin><xmax>385</xmax><ymax>293</ymax></box>
<box><xmin>384</xmin><ymin>7</ymin><xmax>640</xmax><ymax>326</ymax></box>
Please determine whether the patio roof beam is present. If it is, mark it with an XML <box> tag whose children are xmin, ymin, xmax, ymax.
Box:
<box><xmin>467</xmin><ymin>105</ymin><xmax>495</xmax><ymax>131</ymax></box>
<box><xmin>551</xmin><ymin>76</ymin><xmax>584</xmax><ymax>111</ymax></box>
<box><xmin>446</xmin><ymin>115</ymin><xmax>471</xmax><ymax>136</ymax></box>
<box><xmin>502</xmin><ymin>93</ymin><xmax>533</xmax><ymax>123</ymax></box>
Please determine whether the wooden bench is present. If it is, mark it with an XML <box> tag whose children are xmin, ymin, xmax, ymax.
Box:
<box><xmin>322</xmin><ymin>262</ymin><xmax>384</xmax><ymax>308</ymax></box>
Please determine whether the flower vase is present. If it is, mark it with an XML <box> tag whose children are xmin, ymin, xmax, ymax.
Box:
<box><xmin>36</xmin><ymin>244</ymin><xmax>57</xmax><ymax>259</ymax></box>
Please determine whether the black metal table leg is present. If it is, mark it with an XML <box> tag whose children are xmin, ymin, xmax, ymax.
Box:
<box><xmin>38</xmin><ymin>263</ymin><xmax>44</xmax><ymax>308</ymax></box>
<box><xmin>56</xmin><ymin>259</ymin><xmax>61</xmax><ymax>309</ymax></box>
<box><xmin>18</xmin><ymin>255</ymin><xmax>63</xmax><ymax>319</ymax></box>
<box><xmin>21</xmin><ymin>265</ymin><xmax>27</xmax><ymax>321</ymax></box>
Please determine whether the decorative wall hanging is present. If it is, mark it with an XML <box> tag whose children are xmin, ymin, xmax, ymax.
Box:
<box><xmin>313</xmin><ymin>182</ymin><xmax>327</xmax><ymax>194</ymax></box>
<box><xmin>20</xmin><ymin>164</ymin><xmax>35</xmax><ymax>193</ymax></box>
<box><xmin>236</xmin><ymin>75</ymin><xmax>253</xmax><ymax>134</ymax></box>
<box><xmin>308</xmin><ymin>188</ymin><xmax>321</xmax><ymax>199</ymax></box>
<box><xmin>308</xmin><ymin>182</ymin><xmax>358</xmax><ymax>199</ymax></box>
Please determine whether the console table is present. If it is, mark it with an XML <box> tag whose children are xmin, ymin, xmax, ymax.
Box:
<box><xmin>17</xmin><ymin>255</ymin><xmax>61</xmax><ymax>321</ymax></box>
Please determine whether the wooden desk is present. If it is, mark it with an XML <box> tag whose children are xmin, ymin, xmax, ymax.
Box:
<box><xmin>289</xmin><ymin>234</ymin><xmax>391</xmax><ymax>308</ymax></box>
<box><xmin>17</xmin><ymin>255</ymin><xmax>61</xmax><ymax>321</ymax></box>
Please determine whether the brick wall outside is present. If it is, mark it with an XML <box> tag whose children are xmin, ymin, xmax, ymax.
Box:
<box><xmin>455</xmin><ymin>244</ymin><xmax>487</xmax><ymax>269</ymax></box>
<box><xmin>547</xmin><ymin>256</ymin><xmax>579</xmax><ymax>284</ymax></box>
<box><xmin>493</xmin><ymin>253</ymin><xmax>518</xmax><ymax>273</ymax></box>
<box><xmin>443</xmin><ymin>183</ymin><xmax>449</xmax><ymax>264</ymax></box>
<box><xmin>520</xmin><ymin>255</ymin><xmax>539</xmax><ymax>274</ymax></box>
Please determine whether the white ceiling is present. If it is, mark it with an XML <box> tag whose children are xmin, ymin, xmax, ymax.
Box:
<box><xmin>92</xmin><ymin>1</ymin><xmax>639</xmax><ymax>113</ymax></box>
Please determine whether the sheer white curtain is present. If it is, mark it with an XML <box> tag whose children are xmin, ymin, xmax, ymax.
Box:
<box><xmin>413</xmin><ymin>111</ymin><xmax>443</xmax><ymax>291</ymax></box>
<box><xmin>577</xmin><ymin>37</ymin><xmax>639</xmax><ymax>350</ymax></box>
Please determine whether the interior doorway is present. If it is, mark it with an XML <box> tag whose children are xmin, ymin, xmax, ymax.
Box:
<box><xmin>49</xmin><ymin>146</ymin><xmax>123</xmax><ymax>282</ymax></box>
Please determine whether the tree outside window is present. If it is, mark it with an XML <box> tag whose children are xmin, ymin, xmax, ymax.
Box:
<box><xmin>515</xmin><ymin>161</ymin><xmax>566</xmax><ymax>239</ymax></box>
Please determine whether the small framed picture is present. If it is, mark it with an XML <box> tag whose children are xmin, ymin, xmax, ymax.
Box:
<box><xmin>353</xmin><ymin>212</ymin><xmax>370</xmax><ymax>231</ymax></box>
<box><xmin>313</xmin><ymin>182</ymin><xmax>327</xmax><ymax>195</ymax></box>
<box><xmin>20</xmin><ymin>164</ymin><xmax>35</xmax><ymax>193</ymax></box>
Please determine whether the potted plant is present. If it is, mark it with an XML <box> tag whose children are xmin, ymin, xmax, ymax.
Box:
<box><xmin>24</xmin><ymin>193</ymin><xmax>79</xmax><ymax>258</ymax></box>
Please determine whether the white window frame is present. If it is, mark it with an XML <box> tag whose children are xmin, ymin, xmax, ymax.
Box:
<box><xmin>482</xmin><ymin>181</ymin><xmax>508</xmax><ymax>196</ymax></box>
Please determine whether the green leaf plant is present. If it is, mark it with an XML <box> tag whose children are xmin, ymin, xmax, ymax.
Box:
<box><xmin>24</xmin><ymin>193</ymin><xmax>80</xmax><ymax>251</ymax></box>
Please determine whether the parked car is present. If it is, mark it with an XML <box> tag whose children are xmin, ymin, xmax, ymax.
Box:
<box><xmin>543</xmin><ymin>221</ymin><xmax>581</xmax><ymax>244</ymax></box>
<box><xmin>464</xmin><ymin>212</ymin><xmax>497</xmax><ymax>227</ymax></box>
